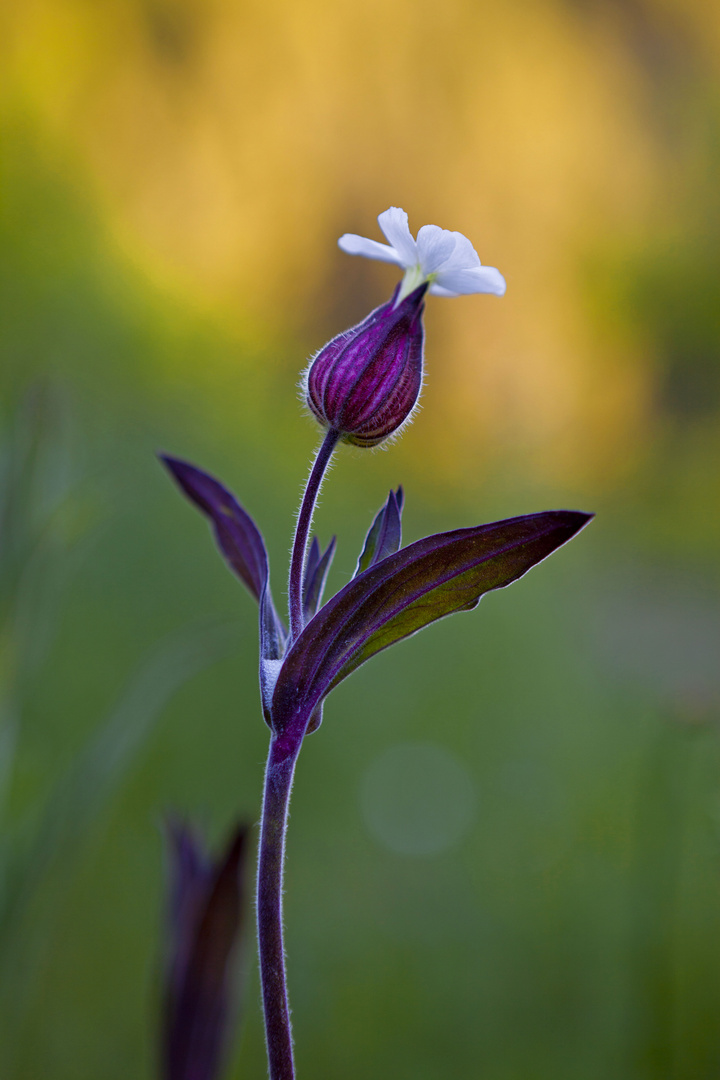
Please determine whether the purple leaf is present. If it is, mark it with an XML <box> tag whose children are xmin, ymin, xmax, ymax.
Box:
<box><xmin>295</xmin><ymin>535</ymin><xmax>336</xmax><ymax>735</ymax></box>
<box><xmin>160</xmin><ymin>455</ymin><xmax>286</xmax><ymax>681</ymax></box>
<box><xmin>303</xmin><ymin>535</ymin><xmax>336</xmax><ymax>620</ymax></box>
<box><xmin>163</xmin><ymin>820</ymin><xmax>249</xmax><ymax>1080</ymax></box>
<box><xmin>305</xmin><ymin>702</ymin><xmax>325</xmax><ymax>735</ymax></box>
<box><xmin>303</xmin><ymin>536</ymin><xmax>322</xmax><ymax>594</ymax></box>
<box><xmin>354</xmin><ymin>487</ymin><xmax>404</xmax><ymax>576</ymax></box>
<box><xmin>259</xmin><ymin>584</ymin><xmax>286</xmax><ymax>726</ymax></box>
<box><xmin>271</xmin><ymin>510</ymin><xmax>593</xmax><ymax>741</ymax></box>
<box><xmin>161</xmin><ymin>455</ymin><xmax>268</xmax><ymax>603</ymax></box>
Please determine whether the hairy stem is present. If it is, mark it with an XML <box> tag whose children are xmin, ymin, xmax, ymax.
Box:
<box><xmin>288</xmin><ymin>429</ymin><xmax>340</xmax><ymax>641</ymax></box>
<box><xmin>257</xmin><ymin>735</ymin><xmax>302</xmax><ymax>1080</ymax></box>
<box><xmin>260</xmin><ymin>428</ymin><xmax>339</xmax><ymax>1076</ymax></box>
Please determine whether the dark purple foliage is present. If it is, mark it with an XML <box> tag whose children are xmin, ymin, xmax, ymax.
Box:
<box><xmin>160</xmin><ymin>455</ymin><xmax>286</xmax><ymax>671</ymax></box>
<box><xmin>301</xmin><ymin>535</ymin><xmax>337</xmax><ymax>733</ymax></box>
<box><xmin>163</xmin><ymin>821</ymin><xmax>249</xmax><ymax>1080</ymax></box>
<box><xmin>271</xmin><ymin>510</ymin><xmax>593</xmax><ymax>743</ymax></box>
<box><xmin>355</xmin><ymin>487</ymin><xmax>404</xmax><ymax>575</ymax></box>
<box><xmin>161</xmin><ymin>456</ymin><xmax>268</xmax><ymax>601</ymax></box>
<box><xmin>303</xmin><ymin>535</ymin><xmax>336</xmax><ymax>621</ymax></box>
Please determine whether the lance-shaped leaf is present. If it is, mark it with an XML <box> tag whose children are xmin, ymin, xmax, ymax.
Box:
<box><xmin>161</xmin><ymin>455</ymin><xmax>268</xmax><ymax>601</ymax></box>
<box><xmin>354</xmin><ymin>487</ymin><xmax>404</xmax><ymax>576</ymax></box>
<box><xmin>296</xmin><ymin>535</ymin><xmax>336</xmax><ymax>736</ymax></box>
<box><xmin>259</xmin><ymin>584</ymin><xmax>286</xmax><ymax>726</ymax></box>
<box><xmin>303</xmin><ymin>535</ymin><xmax>337</xmax><ymax>621</ymax></box>
<box><xmin>160</xmin><ymin>456</ymin><xmax>286</xmax><ymax>691</ymax></box>
<box><xmin>303</xmin><ymin>536</ymin><xmax>322</xmax><ymax>593</ymax></box>
<box><xmin>272</xmin><ymin>510</ymin><xmax>593</xmax><ymax>739</ymax></box>
<box><xmin>163</xmin><ymin>820</ymin><xmax>249</xmax><ymax>1080</ymax></box>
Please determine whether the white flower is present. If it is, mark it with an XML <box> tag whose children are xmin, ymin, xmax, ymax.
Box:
<box><xmin>338</xmin><ymin>206</ymin><xmax>506</xmax><ymax>303</ymax></box>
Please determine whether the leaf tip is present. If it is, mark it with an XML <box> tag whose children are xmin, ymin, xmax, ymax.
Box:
<box><xmin>159</xmin><ymin>453</ymin><xmax>191</xmax><ymax>485</ymax></box>
<box><xmin>564</xmin><ymin>509</ymin><xmax>595</xmax><ymax>535</ymax></box>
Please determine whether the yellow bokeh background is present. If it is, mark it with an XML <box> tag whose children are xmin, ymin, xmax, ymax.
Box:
<box><xmin>7</xmin><ymin>0</ymin><xmax>717</xmax><ymax>489</ymax></box>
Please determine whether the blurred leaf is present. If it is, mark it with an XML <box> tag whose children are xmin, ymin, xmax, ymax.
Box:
<box><xmin>0</xmin><ymin>384</ymin><xmax>93</xmax><ymax>820</ymax></box>
<box><xmin>0</xmin><ymin>385</ymin><xmax>76</xmax><ymax>595</ymax></box>
<box><xmin>0</xmin><ymin>619</ymin><xmax>238</xmax><ymax>949</ymax></box>
<box><xmin>163</xmin><ymin>820</ymin><xmax>250</xmax><ymax>1080</ymax></box>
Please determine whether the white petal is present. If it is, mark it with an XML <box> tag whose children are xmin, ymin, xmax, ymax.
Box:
<box><xmin>338</xmin><ymin>233</ymin><xmax>404</xmax><ymax>265</ymax></box>
<box><xmin>427</xmin><ymin>282</ymin><xmax>460</xmax><ymax>297</ymax></box>
<box><xmin>437</xmin><ymin>232</ymin><xmax>482</xmax><ymax>273</ymax></box>
<box><xmin>416</xmin><ymin>225</ymin><xmax>457</xmax><ymax>275</ymax></box>
<box><xmin>432</xmin><ymin>266</ymin><xmax>507</xmax><ymax>296</ymax></box>
<box><xmin>377</xmin><ymin>207</ymin><xmax>418</xmax><ymax>267</ymax></box>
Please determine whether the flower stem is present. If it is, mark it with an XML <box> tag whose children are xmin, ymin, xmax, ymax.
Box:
<box><xmin>257</xmin><ymin>734</ymin><xmax>302</xmax><ymax>1080</ymax></box>
<box><xmin>288</xmin><ymin>429</ymin><xmax>340</xmax><ymax>641</ymax></box>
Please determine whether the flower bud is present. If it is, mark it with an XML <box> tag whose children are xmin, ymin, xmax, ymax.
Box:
<box><xmin>303</xmin><ymin>283</ymin><xmax>427</xmax><ymax>448</ymax></box>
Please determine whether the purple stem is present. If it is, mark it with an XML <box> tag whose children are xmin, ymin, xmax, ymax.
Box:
<box><xmin>259</xmin><ymin>427</ymin><xmax>339</xmax><ymax>1077</ymax></box>
<box><xmin>288</xmin><ymin>428</ymin><xmax>340</xmax><ymax>641</ymax></box>
<box><xmin>257</xmin><ymin>735</ymin><xmax>303</xmax><ymax>1080</ymax></box>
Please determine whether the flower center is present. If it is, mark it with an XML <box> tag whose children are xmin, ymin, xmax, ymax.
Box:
<box><xmin>396</xmin><ymin>263</ymin><xmax>426</xmax><ymax>304</ymax></box>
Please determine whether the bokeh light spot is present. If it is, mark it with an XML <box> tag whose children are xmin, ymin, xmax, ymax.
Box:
<box><xmin>360</xmin><ymin>741</ymin><xmax>476</xmax><ymax>857</ymax></box>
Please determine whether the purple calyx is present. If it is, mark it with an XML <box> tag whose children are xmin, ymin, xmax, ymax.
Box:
<box><xmin>304</xmin><ymin>284</ymin><xmax>427</xmax><ymax>447</ymax></box>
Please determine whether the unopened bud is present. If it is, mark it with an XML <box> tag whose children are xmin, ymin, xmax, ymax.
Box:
<box><xmin>303</xmin><ymin>284</ymin><xmax>427</xmax><ymax>448</ymax></box>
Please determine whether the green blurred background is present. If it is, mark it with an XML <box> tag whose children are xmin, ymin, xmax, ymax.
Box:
<box><xmin>1</xmin><ymin>0</ymin><xmax>720</xmax><ymax>1076</ymax></box>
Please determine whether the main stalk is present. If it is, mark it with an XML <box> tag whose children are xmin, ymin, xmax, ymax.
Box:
<box><xmin>257</xmin><ymin>736</ymin><xmax>301</xmax><ymax>1080</ymax></box>
<box><xmin>259</xmin><ymin>427</ymin><xmax>340</xmax><ymax>1079</ymax></box>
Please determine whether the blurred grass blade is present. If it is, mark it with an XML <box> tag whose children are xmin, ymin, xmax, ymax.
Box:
<box><xmin>0</xmin><ymin>619</ymin><xmax>238</xmax><ymax>946</ymax></box>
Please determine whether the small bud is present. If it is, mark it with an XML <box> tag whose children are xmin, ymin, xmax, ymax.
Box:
<box><xmin>303</xmin><ymin>284</ymin><xmax>427</xmax><ymax>448</ymax></box>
